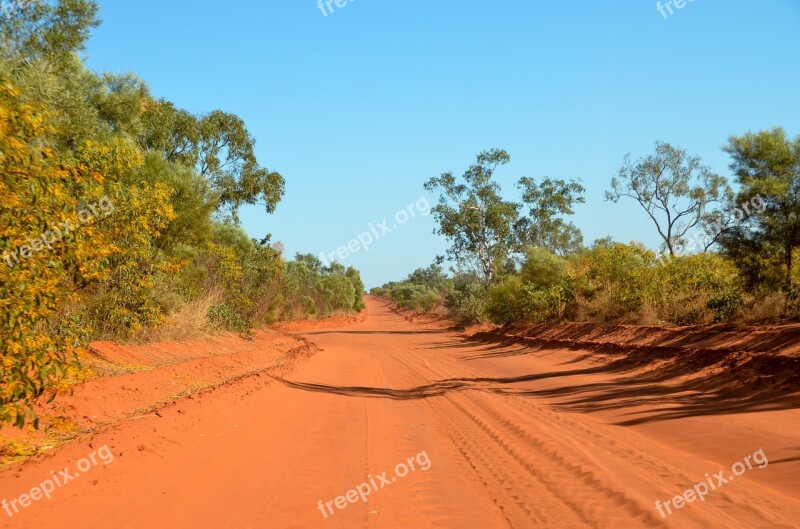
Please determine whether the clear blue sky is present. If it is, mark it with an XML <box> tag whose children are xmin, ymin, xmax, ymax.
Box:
<box><xmin>85</xmin><ymin>0</ymin><xmax>800</xmax><ymax>288</ymax></box>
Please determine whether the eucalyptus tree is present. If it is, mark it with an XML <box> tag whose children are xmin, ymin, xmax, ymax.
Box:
<box><xmin>425</xmin><ymin>149</ymin><xmax>519</xmax><ymax>286</ymax></box>
<box><xmin>607</xmin><ymin>142</ymin><xmax>729</xmax><ymax>256</ymax></box>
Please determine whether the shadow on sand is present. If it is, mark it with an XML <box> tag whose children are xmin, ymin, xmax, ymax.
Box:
<box><xmin>272</xmin><ymin>328</ymin><xmax>800</xmax><ymax>425</ymax></box>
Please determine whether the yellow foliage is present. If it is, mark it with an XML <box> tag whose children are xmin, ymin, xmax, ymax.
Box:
<box><xmin>0</xmin><ymin>75</ymin><xmax>177</xmax><ymax>426</ymax></box>
<box><xmin>0</xmin><ymin>81</ymin><xmax>99</xmax><ymax>427</ymax></box>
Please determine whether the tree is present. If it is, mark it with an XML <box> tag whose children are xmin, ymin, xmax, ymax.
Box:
<box><xmin>345</xmin><ymin>266</ymin><xmax>366</xmax><ymax>311</ymax></box>
<box><xmin>424</xmin><ymin>149</ymin><xmax>519</xmax><ymax>286</ymax></box>
<box><xmin>407</xmin><ymin>263</ymin><xmax>450</xmax><ymax>291</ymax></box>
<box><xmin>606</xmin><ymin>142</ymin><xmax>729</xmax><ymax>256</ymax></box>
<box><xmin>0</xmin><ymin>0</ymin><xmax>99</xmax><ymax>65</ymax></box>
<box><xmin>140</xmin><ymin>102</ymin><xmax>285</xmax><ymax>223</ymax></box>
<box><xmin>320</xmin><ymin>274</ymin><xmax>356</xmax><ymax>312</ymax></box>
<box><xmin>515</xmin><ymin>176</ymin><xmax>585</xmax><ymax>256</ymax></box>
<box><xmin>143</xmin><ymin>153</ymin><xmax>217</xmax><ymax>254</ymax></box>
<box><xmin>723</xmin><ymin>127</ymin><xmax>800</xmax><ymax>286</ymax></box>
<box><xmin>139</xmin><ymin>100</ymin><xmax>199</xmax><ymax>167</ymax></box>
<box><xmin>697</xmin><ymin>185</ymin><xmax>737</xmax><ymax>253</ymax></box>
<box><xmin>197</xmin><ymin>110</ymin><xmax>285</xmax><ymax>221</ymax></box>
<box><xmin>294</xmin><ymin>253</ymin><xmax>325</xmax><ymax>274</ymax></box>
<box><xmin>94</xmin><ymin>73</ymin><xmax>150</xmax><ymax>136</ymax></box>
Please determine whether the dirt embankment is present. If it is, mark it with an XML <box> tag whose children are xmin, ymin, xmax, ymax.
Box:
<box><xmin>472</xmin><ymin>321</ymin><xmax>800</xmax><ymax>391</ymax></box>
<box><xmin>383</xmin><ymin>299</ymin><xmax>800</xmax><ymax>418</ymax></box>
<box><xmin>1</xmin><ymin>318</ymin><xmax>355</xmax><ymax>463</ymax></box>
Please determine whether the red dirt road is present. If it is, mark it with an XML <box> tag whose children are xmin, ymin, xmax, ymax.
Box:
<box><xmin>1</xmin><ymin>298</ymin><xmax>798</xmax><ymax>528</ymax></box>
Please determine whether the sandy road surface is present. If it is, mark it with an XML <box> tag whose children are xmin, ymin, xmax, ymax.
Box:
<box><xmin>1</xmin><ymin>298</ymin><xmax>798</xmax><ymax>528</ymax></box>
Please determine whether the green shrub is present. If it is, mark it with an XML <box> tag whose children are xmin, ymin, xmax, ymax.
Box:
<box><xmin>320</xmin><ymin>273</ymin><xmax>356</xmax><ymax>313</ymax></box>
<box><xmin>446</xmin><ymin>280</ymin><xmax>488</xmax><ymax>324</ymax></box>
<box><xmin>520</xmin><ymin>247</ymin><xmax>566</xmax><ymax>289</ymax></box>
<box><xmin>486</xmin><ymin>278</ymin><xmax>525</xmax><ymax>324</ymax></box>
<box><xmin>567</xmin><ymin>242</ymin><xmax>656</xmax><ymax>321</ymax></box>
<box><xmin>207</xmin><ymin>303</ymin><xmax>248</xmax><ymax>332</ymax></box>
<box><xmin>389</xmin><ymin>285</ymin><xmax>442</xmax><ymax>313</ymax></box>
<box><xmin>487</xmin><ymin>277</ymin><xmax>567</xmax><ymax>324</ymax></box>
<box><xmin>371</xmin><ymin>265</ymin><xmax>449</xmax><ymax>315</ymax></box>
<box><xmin>346</xmin><ymin>267</ymin><xmax>366</xmax><ymax>311</ymax></box>
<box><xmin>300</xmin><ymin>295</ymin><xmax>316</xmax><ymax>316</ymax></box>
<box><xmin>655</xmin><ymin>253</ymin><xmax>743</xmax><ymax>324</ymax></box>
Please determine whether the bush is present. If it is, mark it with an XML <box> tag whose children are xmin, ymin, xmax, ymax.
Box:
<box><xmin>371</xmin><ymin>264</ymin><xmax>450</xmax><ymax>315</ymax></box>
<box><xmin>567</xmin><ymin>242</ymin><xmax>656</xmax><ymax>321</ymax></box>
<box><xmin>279</xmin><ymin>257</ymin><xmax>365</xmax><ymax>320</ymax></box>
<box><xmin>207</xmin><ymin>303</ymin><xmax>248</xmax><ymax>332</ymax></box>
<box><xmin>0</xmin><ymin>84</ymin><xmax>94</xmax><ymax>426</ymax></box>
<box><xmin>300</xmin><ymin>295</ymin><xmax>317</xmax><ymax>316</ymax></box>
<box><xmin>446</xmin><ymin>280</ymin><xmax>488</xmax><ymax>324</ymax></box>
<box><xmin>320</xmin><ymin>274</ymin><xmax>356</xmax><ymax>313</ymax></box>
<box><xmin>655</xmin><ymin>254</ymin><xmax>743</xmax><ymax>324</ymax></box>
<box><xmin>565</xmin><ymin>244</ymin><xmax>744</xmax><ymax>324</ymax></box>
<box><xmin>487</xmin><ymin>277</ymin><xmax>567</xmax><ymax>324</ymax></box>
<box><xmin>486</xmin><ymin>278</ymin><xmax>525</xmax><ymax>324</ymax></box>
<box><xmin>520</xmin><ymin>247</ymin><xmax>566</xmax><ymax>289</ymax></box>
<box><xmin>389</xmin><ymin>285</ymin><xmax>442</xmax><ymax>313</ymax></box>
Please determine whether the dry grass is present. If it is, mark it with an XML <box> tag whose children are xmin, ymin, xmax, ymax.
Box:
<box><xmin>738</xmin><ymin>292</ymin><xmax>792</xmax><ymax>324</ymax></box>
<box><xmin>658</xmin><ymin>292</ymin><xmax>717</xmax><ymax>325</ymax></box>
<box><xmin>131</xmin><ymin>292</ymin><xmax>221</xmax><ymax>344</ymax></box>
<box><xmin>570</xmin><ymin>292</ymin><xmax>717</xmax><ymax>325</ymax></box>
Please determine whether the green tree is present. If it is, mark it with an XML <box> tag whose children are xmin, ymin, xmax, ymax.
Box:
<box><xmin>515</xmin><ymin>177</ymin><xmax>585</xmax><ymax>256</ymax></box>
<box><xmin>139</xmin><ymin>102</ymin><xmax>285</xmax><ymax>223</ymax></box>
<box><xmin>407</xmin><ymin>263</ymin><xmax>450</xmax><ymax>291</ymax></box>
<box><xmin>139</xmin><ymin>100</ymin><xmax>199</xmax><ymax>167</ymax></box>
<box><xmin>607</xmin><ymin>142</ymin><xmax>730</xmax><ymax>256</ymax></box>
<box><xmin>425</xmin><ymin>149</ymin><xmax>519</xmax><ymax>285</ymax></box>
<box><xmin>723</xmin><ymin>128</ymin><xmax>800</xmax><ymax>286</ymax></box>
<box><xmin>0</xmin><ymin>0</ymin><xmax>99</xmax><ymax>65</ymax></box>
<box><xmin>345</xmin><ymin>266</ymin><xmax>366</xmax><ymax>311</ymax></box>
<box><xmin>294</xmin><ymin>253</ymin><xmax>325</xmax><ymax>274</ymax></box>
<box><xmin>143</xmin><ymin>153</ymin><xmax>217</xmax><ymax>254</ymax></box>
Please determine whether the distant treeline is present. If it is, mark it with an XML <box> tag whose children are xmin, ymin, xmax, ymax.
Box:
<box><xmin>374</xmin><ymin>138</ymin><xmax>800</xmax><ymax>326</ymax></box>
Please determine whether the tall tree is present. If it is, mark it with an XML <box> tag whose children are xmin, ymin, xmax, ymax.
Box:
<box><xmin>197</xmin><ymin>110</ymin><xmax>284</xmax><ymax>220</ymax></box>
<box><xmin>0</xmin><ymin>0</ymin><xmax>99</xmax><ymax>65</ymax></box>
<box><xmin>606</xmin><ymin>142</ymin><xmax>729</xmax><ymax>256</ymax></box>
<box><xmin>724</xmin><ymin>127</ymin><xmax>800</xmax><ymax>286</ymax></box>
<box><xmin>424</xmin><ymin>149</ymin><xmax>519</xmax><ymax>286</ymax></box>
<box><xmin>139</xmin><ymin>102</ymin><xmax>285</xmax><ymax>223</ymax></box>
<box><xmin>515</xmin><ymin>176</ymin><xmax>585</xmax><ymax>256</ymax></box>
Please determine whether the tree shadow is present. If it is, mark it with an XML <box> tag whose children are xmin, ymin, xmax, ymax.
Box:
<box><xmin>301</xmin><ymin>329</ymin><xmax>449</xmax><ymax>336</ymax></box>
<box><xmin>273</xmin><ymin>332</ymin><xmax>800</xmax><ymax>425</ymax></box>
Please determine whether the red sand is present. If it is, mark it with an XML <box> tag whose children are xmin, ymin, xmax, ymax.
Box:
<box><xmin>0</xmin><ymin>297</ymin><xmax>798</xmax><ymax>528</ymax></box>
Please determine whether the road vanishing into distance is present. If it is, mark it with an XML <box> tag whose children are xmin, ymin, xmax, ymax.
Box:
<box><xmin>1</xmin><ymin>298</ymin><xmax>798</xmax><ymax>529</ymax></box>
